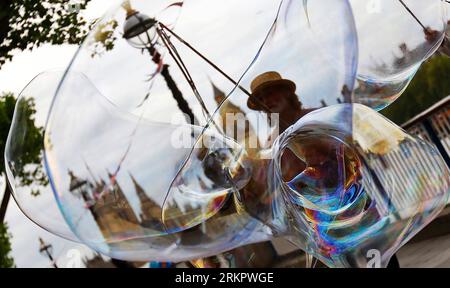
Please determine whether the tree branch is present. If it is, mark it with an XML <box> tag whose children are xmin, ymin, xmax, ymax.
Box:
<box><xmin>0</xmin><ymin>185</ymin><xmax>11</xmax><ymax>224</ymax></box>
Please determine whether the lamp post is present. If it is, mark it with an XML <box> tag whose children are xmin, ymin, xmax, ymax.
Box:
<box><xmin>122</xmin><ymin>1</ymin><xmax>198</xmax><ymax>125</ymax></box>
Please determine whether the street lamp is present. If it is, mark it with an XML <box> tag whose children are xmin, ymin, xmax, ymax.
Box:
<box><xmin>123</xmin><ymin>9</ymin><xmax>158</xmax><ymax>49</ymax></box>
<box><xmin>121</xmin><ymin>0</ymin><xmax>198</xmax><ymax>125</ymax></box>
<box><xmin>39</xmin><ymin>237</ymin><xmax>58</xmax><ymax>268</ymax></box>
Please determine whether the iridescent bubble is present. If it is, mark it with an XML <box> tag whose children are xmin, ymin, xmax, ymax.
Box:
<box><xmin>270</xmin><ymin>104</ymin><xmax>449</xmax><ymax>268</ymax></box>
<box><xmin>5</xmin><ymin>71</ymin><xmax>78</xmax><ymax>241</ymax></box>
<box><xmin>350</xmin><ymin>0</ymin><xmax>447</xmax><ymax>110</ymax></box>
<box><xmin>43</xmin><ymin>70</ymin><xmax>268</xmax><ymax>262</ymax></box>
<box><xmin>38</xmin><ymin>0</ymin><xmax>359</xmax><ymax>262</ymax></box>
<box><xmin>163</xmin><ymin>0</ymin><xmax>358</xmax><ymax>233</ymax></box>
<box><xmin>40</xmin><ymin>0</ymin><xmax>284</xmax><ymax>261</ymax></box>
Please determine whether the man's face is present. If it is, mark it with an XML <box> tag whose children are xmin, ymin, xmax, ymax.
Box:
<box><xmin>257</xmin><ymin>85</ymin><xmax>290</xmax><ymax>113</ymax></box>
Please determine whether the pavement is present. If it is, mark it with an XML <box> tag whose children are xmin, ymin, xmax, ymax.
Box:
<box><xmin>397</xmin><ymin>206</ymin><xmax>450</xmax><ymax>268</ymax></box>
<box><xmin>397</xmin><ymin>234</ymin><xmax>450</xmax><ymax>268</ymax></box>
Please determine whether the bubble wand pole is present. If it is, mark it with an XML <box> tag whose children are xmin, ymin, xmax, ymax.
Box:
<box><xmin>158</xmin><ymin>22</ymin><xmax>282</xmax><ymax>118</ymax></box>
<box><xmin>397</xmin><ymin>0</ymin><xmax>426</xmax><ymax>31</ymax></box>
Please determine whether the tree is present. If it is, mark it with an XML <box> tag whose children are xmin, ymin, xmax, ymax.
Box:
<box><xmin>0</xmin><ymin>0</ymin><xmax>91</xmax><ymax>67</ymax></box>
<box><xmin>0</xmin><ymin>93</ymin><xmax>46</xmax><ymax>223</ymax></box>
<box><xmin>0</xmin><ymin>223</ymin><xmax>14</xmax><ymax>268</ymax></box>
<box><xmin>382</xmin><ymin>55</ymin><xmax>450</xmax><ymax>125</ymax></box>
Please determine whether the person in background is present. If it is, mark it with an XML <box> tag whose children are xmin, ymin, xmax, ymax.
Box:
<box><xmin>243</xmin><ymin>71</ymin><xmax>400</xmax><ymax>268</ymax></box>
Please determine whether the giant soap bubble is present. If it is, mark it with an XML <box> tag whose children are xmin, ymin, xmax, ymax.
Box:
<box><xmin>269</xmin><ymin>104</ymin><xmax>449</xmax><ymax>268</ymax></box>
<box><xmin>37</xmin><ymin>0</ymin><xmax>359</xmax><ymax>262</ymax></box>
<box><xmin>5</xmin><ymin>72</ymin><xmax>78</xmax><ymax>241</ymax></box>
<box><xmin>350</xmin><ymin>0</ymin><xmax>447</xmax><ymax>110</ymax></box>
<box><xmin>161</xmin><ymin>0</ymin><xmax>358</xmax><ymax>233</ymax></box>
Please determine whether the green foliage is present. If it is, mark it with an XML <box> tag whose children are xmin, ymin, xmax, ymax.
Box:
<box><xmin>0</xmin><ymin>92</ymin><xmax>47</xmax><ymax>196</ymax></box>
<box><xmin>0</xmin><ymin>223</ymin><xmax>14</xmax><ymax>268</ymax></box>
<box><xmin>382</xmin><ymin>55</ymin><xmax>450</xmax><ymax>125</ymax></box>
<box><xmin>0</xmin><ymin>0</ymin><xmax>91</xmax><ymax>67</ymax></box>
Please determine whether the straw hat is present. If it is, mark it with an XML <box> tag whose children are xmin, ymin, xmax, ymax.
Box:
<box><xmin>247</xmin><ymin>71</ymin><xmax>296</xmax><ymax>110</ymax></box>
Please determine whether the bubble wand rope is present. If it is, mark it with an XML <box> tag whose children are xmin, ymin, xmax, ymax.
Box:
<box><xmin>397</xmin><ymin>0</ymin><xmax>426</xmax><ymax>31</ymax></box>
<box><xmin>160</xmin><ymin>0</ymin><xmax>287</xmax><ymax>233</ymax></box>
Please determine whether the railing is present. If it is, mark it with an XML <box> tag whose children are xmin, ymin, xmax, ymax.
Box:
<box><xmin>402</xmin><ymin>96</ymin><xmax>450</xmax><ymax>170</ymax></box>
<box><xmin>402</xmin><ymin>96</ymin><xmax>450</xmax><ymax>205</ymax></box>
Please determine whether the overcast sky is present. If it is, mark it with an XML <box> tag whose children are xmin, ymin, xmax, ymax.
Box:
<box><xmin>1</xmin><ymin>0</ymin><xmax>116</xmax><ymax>268</ymax></box>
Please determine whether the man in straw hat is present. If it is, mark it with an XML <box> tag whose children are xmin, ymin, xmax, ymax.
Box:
<box><xmin>247</xmin><ymin>71</ymin><xmax>315</xmax><ymax>133</ymax></box>
<box><xmin>245</xmin><ymin>71</ymin><xmax>317</xmax><ymax>183</ymax></box>
<box><xmin>240</xmin><ymin>72</ymin><xmax>316</xmax><ymax>217</ymax></box>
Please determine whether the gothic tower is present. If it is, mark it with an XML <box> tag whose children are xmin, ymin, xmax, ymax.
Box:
<box><xmin>211</xmin><ymin>81</ymin><xmax>260</xmax><ymax>157</ymax></box>
<box><xmin>68</xmin><ymin>170</ymin><xmax>142</xmax><ymax>243</ymax></box>
<box><xmin>129</xmin><ymin>173</ymin><xmax>163</xmax><ymax>229</ymax></box>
